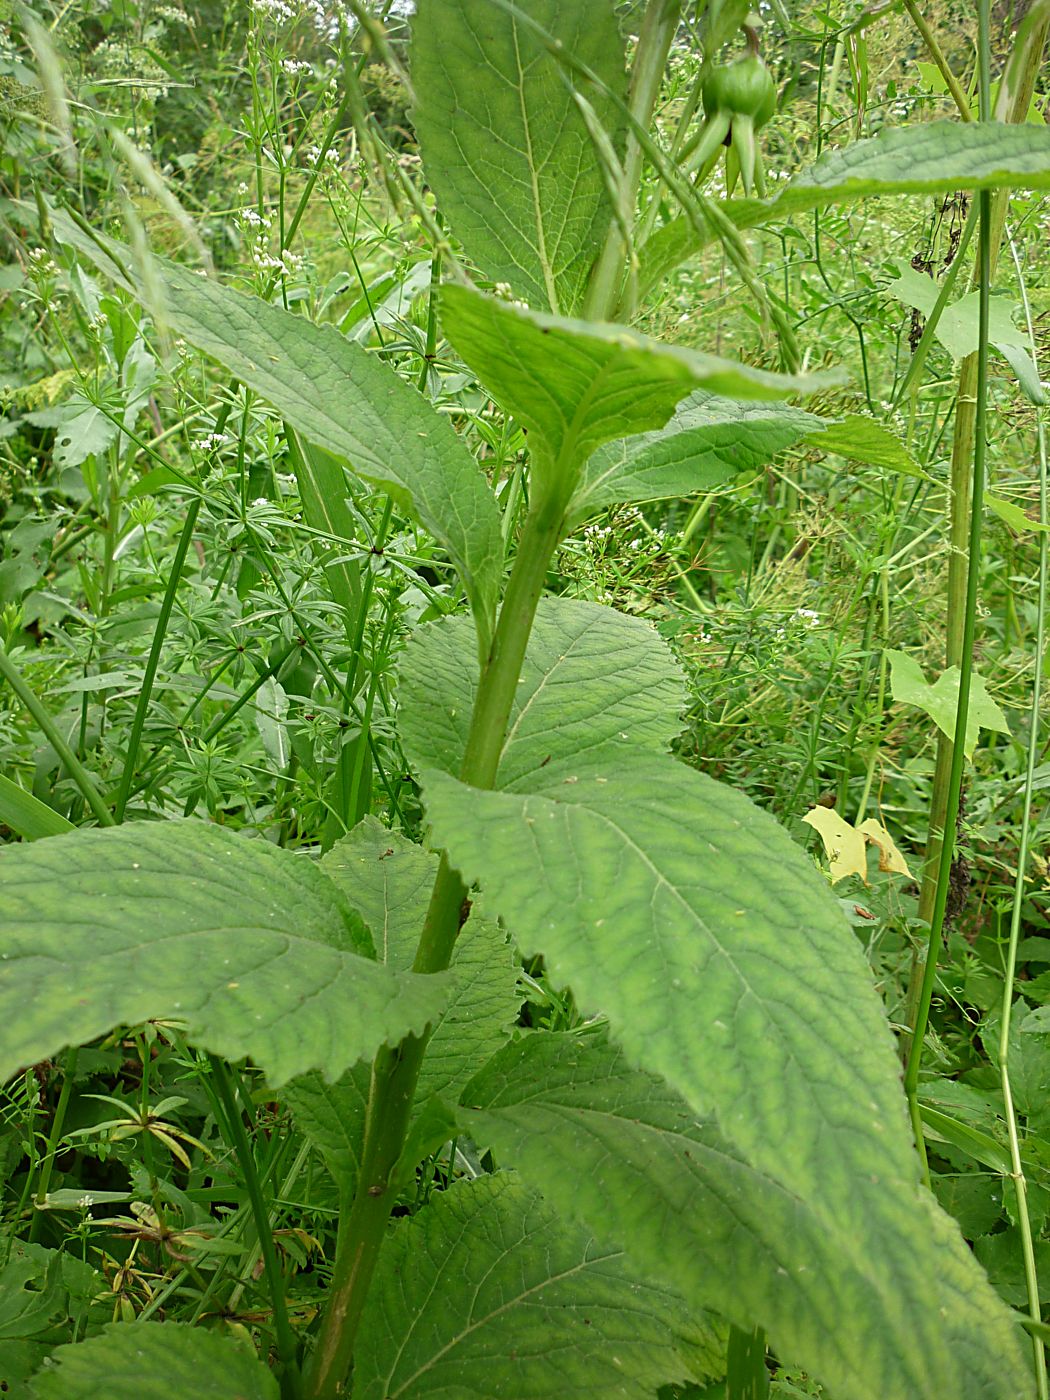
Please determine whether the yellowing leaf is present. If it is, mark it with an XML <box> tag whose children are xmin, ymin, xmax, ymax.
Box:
<box><xmin>803</xmin><ymin>808</ymin><xmax>914</xmax><ymax>884</ymax></box>
<box><xmin>857</xmin><ymin>819</ymin><xmax>914</xmax><ymax>879</ymax></box>
<box><xmin>801</xmin><ymin>807</ymin><xmax>868</xmax><ymax>883</ymax></box>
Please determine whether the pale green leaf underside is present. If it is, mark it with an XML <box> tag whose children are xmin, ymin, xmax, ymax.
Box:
<box><xmin>30</xmin><ymin>1323</ymin><xmax>277</xmax><ymax>1399</ymax></box>
<box><xmin>399</xmin><ymin>597</ymin><xmax>686</xmax><ymax>790</ymax></box>
<box><xmin>411</xmin><ymin>0</ymin><xmax>626</xmax><ymax>314</ymax></box>
<box><xmin>462</xmin><ymin>1034</ymin><xmax>1028</xmax><ymax>1400</ymax></box>
<box><xmin>50</xmin><ymin>211</ymin><xmax>503</xmax><ymax>644</ymax></box>
<box><xmin>0</xmin><ymin>822</ymin><xmax>446</xmax><ymax>1087</ymax></box>
<box><xmin>569</xmin><ymin>392</ymin><xmax>822</xmax><ymax>524</ymax></box>
<box><xmin>641</xmin><ymin>121</ymin><xmax>1050</xmax><ymax>291</ymax></box>
<box><xmin>887</xmin><ymin>649</ymin><xmax>1010</xmax><ymax>758</ymax></box>
<box><xmin>424</xmin><ymin>745</ymin><xmax>920</xmax><ymax>1199</ymax></box>
<box><xmin>441</xmin><ymin>286</ymin><xmax>837</xmax><ymax>488</ymax></box>
<box><xmin>353</xmin><ymin>1172</ymin><xmax>707</xmax><ymax>1400</ymax></box>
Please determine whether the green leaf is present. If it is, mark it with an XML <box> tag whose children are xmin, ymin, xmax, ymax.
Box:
<box><xmin>290</xmin><ymin>439</ymin><xmax>362</xmax><ymax>633</ymax></box>
<box><xmin>400</xmin><ymin>597</ymin><xmax>686</xmax><ymax>790</ymax></box>
<box><xmin>985</xmin><ymin>493</ymin><xmax>1050</xmax><ymax>534</ymax></box>
<box><xmin>807</xmin><ymin>413</ymin><xmax>922</xmax><ymax>474</ymax></box>
<box><xmin>886</xmin><ymin>263</ymin><xmax>1043</xmax><ymax>400</ymax></box>
<box><xmin>424</xmin><ymin>745</ymin><xmax>922</xmax><ymax>1203</ymax></box>
<box><xmin>441</xmin><ymin>286</ymin><xmax>836</xmax><ymax>498</ymax></box>
<box><xmin>0</xmin><ymin>1253</ymin><xmax>64</xmax><ymax>1341</ymax></box>
<box><xmin>50</xmin><ymin>210</ymin><xmax>503</xmax><ymax>646</ymax></box>
<box><xmin>461</xmin><ymin>1032</ymin><xmax>1029</xmax><ymax>1400</ymax></box>
<box><xmin>0</xmin><ymin>820</ymin><xmax>447</xmax><ymax>1087</ymax></box>
<box><xmin>887</xmin><ymin>649</ymin><xmax>1010</xmax><ymax>757</ymax></box>
<box><xmin>286</xmin><ymin>818</ymin><xmax>517</xmax><ymax>1183</ymax></box>
<box><xmin>641</xmin><ymin>122</ymin><xmax>1050</xmax><ymax>289</ymax></box>
<box><xmin>757</xmin><ymin>121</ymin><xmax>1050</xmax><ymax>219</ymax></box>
<box><xmin>569</xmin><ymin>393</ymin><xmax>822</xmax><ymax>526</ymax></box>
<box><xmin>353</xmin><ymin>1172</ymin><xmax>706</xmax><ymax>1399</ymax></box>
<box><xmin>29</xmin><ymin>1323</ymin><xmax>278</xmax><ymax>1399</ymax></box>
<box><xmin>0</xmin><ymin>776</ymin><xmax>73</xmax><ymax>842</ymax></box>
<box><xmin>411</xmin><ymin>0</ymin><xmax>626</xmax><ymax>314</ymax></box>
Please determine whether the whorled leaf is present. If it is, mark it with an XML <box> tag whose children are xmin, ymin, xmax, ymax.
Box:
<box><xmin>29</xmin><ymin>1322</ymin><xmax>277</xmax><ymax>1399</ymax></box>
<box><xmin>399</xmin><ymin>596</ymin><xmax>686</xmax><ymax>791</ymax></box>
<box><xmin>461</xmin><ymin>1033</ymin><xmax>1028</xmax><ymax>1400</ymax></box>
<box><xmin>412</xmin><ymin>0</ymin><xmax>626</xmax><ymax>314</ymax></box>
<box><xmin>50</xmin><ymin>210</ymin><xmax>503</xmax><ymax>647</ymax></box>
<box><xmin>0</xmin><ymin>821</ymin><xmax>447</xmax><ymax>1087</ymax></box>
<box><xmin>352</xmin><ymin>1171</ymin><xmax>716</xmax><ymax>1399</ymax></box>
<box><xmin>441</xmin><ymin>285</ymin><xmax>836</xmax><ymax>497</ymax></box>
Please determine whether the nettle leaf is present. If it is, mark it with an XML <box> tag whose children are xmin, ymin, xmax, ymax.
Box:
<box><xmin>353</xmin><ymin>1172</ymin><xmax>711</xmax><ymax>1400</ymax></box>
<box><xmin>887</xmin><ymin>649</ymin><xmax>1010</xmax><ymax>758</ymax></box>
<box><xmin>412</xmin><ymin>0</ymin><xmax>626</xmax><ymax>314</ymax></box>
<box><xmin>461</xmin><ymin>1033</ymin><xmax>1028</xmax><ymax>1400</ymax></box>
<box><xmin>50</xmin><ymin>210</ymin><xmax>503</xmax><ymax>646</ymax></box>
<box><xmin>0</xmin><ymin>821</ymin><xmax>447</xmax><ymax>1087</ymax></box>
<box><xmin>441</xmin><ymin>286</ymin><xmax>834</xmax><ymax>492</ymax></box>
<box><xmin>645</xmin><ymin>121</ymin><xmax>1050</xmax><ymax>288</ymax></box>
<box><xmin>400</xmin><ymin>596</ymin><xmax>686</xmax><ymax>790</ymax></box>
<box><xmin>285</xmin><ymin>819</ymin><xmax>518</xmax><ymax>1185</ymax></box>
<box><xmin>568</xmin><ymin>392</ymin><xmax>822</xmax><ymax>525</ymax></box>
<box><xmin>29</xmin><ymin>1322</ymin><xmax>277</xmax><ymax>1399</ymax></box>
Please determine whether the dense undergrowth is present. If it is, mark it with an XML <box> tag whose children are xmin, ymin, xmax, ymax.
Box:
<box><xmin>1</xmin><ymin>1</ymin><xmax>1050</xmax><ymax>1397</ymax></box>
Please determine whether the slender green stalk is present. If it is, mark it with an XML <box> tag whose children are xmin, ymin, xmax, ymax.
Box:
<box><xmin>28</xmin><ymin>1048</ymin><xmax>78</xmax><ymax>1242</ymax></box>
<box><xmin>208</xmin><ymin>1056</ymin><xmax>300</xmax><ymax>1399</ymax></box>
<box><xmin>301</xmin><ymin>497</ymin><xmax>565</xmax><ymax>1400</ymax></box>
<box><xmin>999</xmin><ymin>233</ymin><xmax>1049</xmax><ymax>1399</ymax></box>
<box><xmin>0</xmin><ymin>647</ymin><xmax>113</xmax><ymax>827</ymax></box>
<box><xmin>582</xmin><ymin>0</ymin><xmax>683</xmax><ymax>321</ymax></box>
<box><xmin>902</xmin><ymin>0</ymin><xmax>973</xmax><ymax>121</ymax></box>
<box><xmin>903</xmin><ymin>6</ymin><xmax>995</xmax><ymax>1180</ymax></box>
<box><xmin>114</xmin><ymin>498</ymin><xmax>201</xmax><ymax>820</ymax></box>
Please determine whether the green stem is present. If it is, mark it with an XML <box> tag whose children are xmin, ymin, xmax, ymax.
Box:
<box><xmin>28</xmin><ymin>1048</ymin><xmax>79</xmax><ymax>1242</ymax></box>
<box><xmin>582</xmin><ymin>0</ymin><xmax>683</xmax><ymax>322</ymax></box>
<box><xmin>999</xmin><ymin>233</ymin><xmax>1049</xmax><ymax>1400</ymax></box>
<box><xmin>0</xmin><ymin>647</ymin><xmax>114</xmax><ymax>827</ymax></box>
<box><xmin>114</xmin><ymin>498</ymin><xmax>201</xmax><ymax>820</ymax></box>
<box><xmin>208</xmin><ymin>1056</ymin><xmax>300</xmax><ymax>1399</ymax></box>
<box><xmin>903</xmin><ymin>7</ymin><xmax>996</xmax><ymax>1176</ymax></box>
<box><xmin>301</xmin><ymin>498</ymin><xmax>565</xmax><ymax>1400</ymax></box>
<box><xmin>902</xmin><ymin>0</ymin><xmax>973</xmax><ymax>122</ymax></box>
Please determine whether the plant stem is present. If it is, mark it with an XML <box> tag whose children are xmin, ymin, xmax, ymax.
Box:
<box><xmin>999</xmin><ymin>232</ymin><xmax>1049</xmax><ymax>1400</ymax></box>
<box><xmin>908</xmin><ymin>13</ymin><xmax>1048</xmax><ymax>1035</ymax></box>
<box><xmin>301</xmin><ymin>498</ymin><xmax>565</xmax><ymax>1399</ymax></box>
<box><xmin>28</xmin><ymin>1048</ymin><xmax>78</xmax><ymax>1242</ymax></box>
<box><xmin>0</xmin><ymin>647</ymin><xmax>114</xmax><ymax>827</ymax></box>
<box><xmin>903</xmin><ymin>5</ymin><xmax>995</xmax><ymax>1178</ymax></box>
<box><xmin>902</xmin><ymin>0</ymin><xmax>973</xmax><ymax>122</ymax></box>
<box><xmin>114</xmin><ymin>498</ymin><xmax>201</xmax><ymax>820</ymax></box>
<box><xmin>209</xmin><ymin>1056</ymin><xmax>300</xmax><ymax>1399</ymax></box>
<box><xmin>582</xmin><ymin>0</ymin><xmax>683</xmax><ymax>322</ymax></box>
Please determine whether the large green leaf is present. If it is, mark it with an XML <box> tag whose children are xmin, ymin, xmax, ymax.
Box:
<box><xmin>352</xmin><ymin>1171</ymin><xmax>713</xmax><ymax>1399</ymax></box>
<box><xmin>50</xmin><ymin>211</ymin><xmax>503</xmax><ymax>646</ymax></box>
<box><xmin>0</xmin><ymin>821</ymin><xmax>446</xmax><ymax>1086</ymax></box>
<box><xmin>441</xmin><ymin>285</ymin><xmax>835</xmax><ymax>496</ymax></box>
<box><xmin>29</xmin><ymin>1323</ymin><xmax>277</xmax><ymax>1399</ymax></box>
<box><xmin>399</xmin><ymin>596</ymin><xmax>686</xmax><ymax>790</ymax></box>
<box><xmin>423</xmin><ymin>744</ymin><xmax>919</xmax><ymax>1202</ymax></box>
<box><xmin>412</xmin><ymin>0</ymin><xmax>626</xmax><ymax>314</ymax></box>
<box><xmin>285</xmin><ymin>819</ymin><xmax>517</xmax><ymax>1184</ymax></box>
<box><xmin>461</xmin><ymin>1033</ymin><xmax>1028</xmax><ymax>1400</ymax></box>
<box><xmin>643</xmin><ymin>121</ymin><xmax>1050</xmax><ymax>291</ymax></box>
<box><xmin>887</xmin><ymin>649</ymin><xmax>1010</xmax><ymax>758</ymax></box>
<box><xmin>568</xmin><ymin>393</ymin><xmax>822</xmax><ymax>525</ymax></box>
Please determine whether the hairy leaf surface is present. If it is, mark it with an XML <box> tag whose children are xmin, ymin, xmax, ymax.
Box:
<box><xmin>353</xmin><ymin>1171</ymin><xmax>710</xmax><ymax>1399</ymax></box>
<box><xmin>30</xmin><ymin>1323</ymin><xmax>278</xmax><ymax>1399</ymax></box>
<box><xmin>461</xmin><ymin>1034</ymin><xmax>1028</xmax><ymax>1400</ymax></box>
<box><xmin>412</xmin><ymin>0</ymin><xmax>626</xmax><ymax>314</ymax></box>
<box><xmin>400</xmin><ymin>597</ymin><xmax>686</xmax><ymax>789</ymax></box>
<box><xmin>0</xmin><ymin>822</ymin><xmax>446</xmax><ymax>1086</ymax></box>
